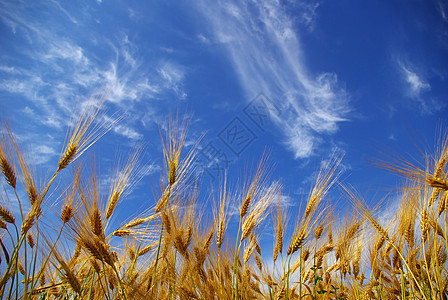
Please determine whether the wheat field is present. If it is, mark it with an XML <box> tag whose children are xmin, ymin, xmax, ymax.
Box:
<box><xmin>0</xmin><ymin>97</ymin><xmax>447</xmax><ymax>299</ymax></box>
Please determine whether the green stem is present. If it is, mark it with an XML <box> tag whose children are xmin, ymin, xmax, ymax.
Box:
<box><xmin>0</xmin><ymin>229</ymin><xmax>24</xmax><ymax>299</ymax></box>
<box><xmin>88</xmin><ymin>269</ymin><xmax>96</xmax><ymax>300</ymax></box>
<box><xmin>112</xmin><ymin>264</ymin><xmax>127</xmax><ymax>300</ymax></box>
<box><xmin>27</xmin><ymin>223</ymin><xmax>65</xmax><ymax>299</ymax></box>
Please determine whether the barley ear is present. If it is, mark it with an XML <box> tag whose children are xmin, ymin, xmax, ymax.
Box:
<box><xmin>90</xmin><ymin>208</ymin><xmax>104</xmax><ymax>238</ymax></box>
<box><xmin>287</xmin><ymin>228</ymin><xmax>306</xmax><ymax>255</ymax></box>
<box><xmin>27</xmin><ymin>232</ymin><xmax>35</xmax><ymax>248</ymax></box>
<box><xmin>1</xmin><ymin>158</ymin><xmax>16</xmax><ymax>188</ymax></box>
<box><xmin>106</xmin><ymin>192</ymin><xmax>119</xmax><ymax>220</ymax></box>
<box><xmin>57</xmin><ymin>144</ymin><xmax>77</xmax><ymax>172</ymax></box>
<box><xmin>61</xmin><ymin>205</ymin><xmax>73</xmax><ymax>224</ymax></box>
<box><xmin>168</xmin><ymin>160</ymin><xmax>177</xmax><ymax>186</ymax></box>
<box><xmin>0</xmin><ymin>205</ymin><xmax>14</xmax><ymax>224</ymax></box>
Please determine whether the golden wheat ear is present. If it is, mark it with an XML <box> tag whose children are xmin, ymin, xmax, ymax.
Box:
<box><xmin>57</xmin><ymin>89</ymin><xmax>120</xmax><ymax>172</ymax></box>
<box><xmin>105</xmin><ymin>145</ymin><xmax>144</xmax><ymax>222</ymax></box>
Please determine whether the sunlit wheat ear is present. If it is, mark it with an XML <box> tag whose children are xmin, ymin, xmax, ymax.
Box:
<box><xmin>240</xmin><ymin>193</ymin><xmax>252</xmax><ymax>219</ymax></box>
<box><xmin>5</xmin><ymin>124</ymin><xmax>41</xmax><ymax>207</ymax></box>
<box><xmin>0</xmin><ymin>157</ymin><xmax>16</xmax><ymax>189</ymax></box>
<box><xmin>106</xmin><ymin>192</ymin><xmax>119</xmax><ymax>220</ymax></box>
<box><xmin>305</xmin><ymin>151</ymin><xmax>343</xmax><ymax>220</ymax></box>
<box><xmin>155</xmin><ymin>188</ymin><xmax>170</xmax><ymax>213</ymax></box>
<box><xmin>17</xmin><ymin>259</ymin><xmax>25</xmax><ymax>275</ymax></box>
<box><xmin>113</xmin><ymin>229</ymin><xmax>132</xmax><ymax>237</ymax></box>
<box><xmin>0</xmin><ymin>205</ymin><xmax>15</xmax><ymax>224</ymax></box>
<box><xmin>21</xmin><ymin>205</ymin><xmax>40</xmax><ymax>235</ymax></box>
<box><xmin>122</xmin><ymin>215</ymin><xmax>154</xmax><ymax>229</ymax></box>
<box><xmin>314</xmin><ymin>224</ymin><xmax>324</xmax><ymax>240</ymax></box>
<box><xmin>241</xmin><ymin>181</ymin><xmax>280</xmax><ymax>243</ymax></box>
<box><xmin>240</xmin><ymin>151</ymin><xmax>271</xmax><ymax>219</ymax></box>
<box><xmin>57</xmin><ymin>90</ymin><xmax>119</xmax><ymax>172</ymax></box>
<box><xmin>287</xmin><ymin>228</ymin><xmax>306</xmax><ymax>255</ymax></box>
<box><xmin>160</xmin><ymin>111</ymin><xmax>198</xmax><ymax>191</ymax></box>
<box><xmin>272</xmin><ymin>214</ymin><xmax>283</xmax><ymax>262</ymax></box>
<box><xmin>343</xmin><ymin>186</ymin><xmax>390</xmax><ymax>242</ymax></box>
<box><xmin>168</xmin><ymin>160</ymin><xmax>177</xmax><ymax>186</ymax></box>
<box><xmin>105</xmin><ymin>145</ymin><xmax>144</xmax><ymax>220</ymax></box>
<box><xmin>80</xmin><ymin>235</ymin><xmax>115</xmax><ymax>267</ymax></box>
<box><xmin>420</xmin><ymin>208</ymin><xmax>429</xmax><ymax>243</ymax></box>
<box><xmin>27</xmin><ymin>232</ymin><xmax>35</xmax><ymax>248</ymax></box>
<box><xmin>216</xmin><ymin>219</ymin><xmax>225</xmax><ymax>249</ymax></box>
<box><xmin>273</xmin><ymin>196</ymin><xmax>284</xmax><ymax>262</ymax></box>
<box><xmin>27</xmin><ymin>184</ymin><xmax>38</xmax><ymax>206</ymax></box>
<box><xmin>90</xmin><ymin>208</ymin><xmax>103</xmax><ymax>238</ymax></box>
<box><xmin>58</xmin><ymin>144</ymin><xmax>77</xmax><ymax>172</ymax></box>
<box><xmin>138</xmin><ymin>242</ymin><xmax>158</xmax><ymax>257</ymax></box>
<box><xmin>429</xmin><ymin>219</ymin><xmax>444</xmax><ymax>239</ymax></box>
<box><xmin>434</xmin><ymin>132</ymin><xmax>448</xmax><ymax>177</ymax></box>
<box><xmin>61</xmin><ymin>205</ymin><xmax>73</xmax><ymax>224</ymax></box>
<box><xmin>243</xmin><ymin>234</ymin><xmax>258</xmax><ymax>263</ymax></box>
<box><xmin>427</xmin><ymin>177</ymin><xmax>448</xmax><ymax>191</ymax></box>
<box><xmin>307</xmin><ymin>248</ymin><xmax>316</xmax><ymax>264</ymax></box>
<box><xmin>52</xmin><ymin>250</ymin><xmax>81</xmax><ymax>295</ymax></box>
<box><xmin>213</xmin><ymin>172</ymin><xmax>231</xmax><ymax>249</ymax></box>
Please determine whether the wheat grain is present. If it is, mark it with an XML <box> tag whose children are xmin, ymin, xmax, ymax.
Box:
<box><xmin>113</xmin><ymin>229</ymin><xmax>131</xmax><ymax>236</ymax></box>
<box><xmin>427</xmin><ymin>176</ymin><xmax>448</xmax><ymax>191</ymax></box>
<box><xmin>123</xmin><ymin>216</ymin><xmax>153</xmax><ymax>229</ymax></box>
<box><xmin>287</xmin><ymin>228</ymin><xmax>306</xmax><ymax>255</ymax></box>
<box><xmin>106</xmin><ymin>192</ymin><xmax>119</xmax><ymax>220</ymax></box>
<box><xmin>61</xmin><ymin>205</ymin><xmax>73</xmax><ymax>224</ymax></box>
<box><xmin>27</xmin><ymin>232</ymin><xmax>35</xmax><ymax>248</ymax></box>
<box><xmin>21</xmin><ymin>209</ymin><xmax>36</xmax><ymax>235</ymax></box>
<box><xmin>421</xmin><ymin>209</ymin><xmax>429</xmax><ymax>243</ymax></box>
<box><xmin>90</xmin><ymin>208</ymin><xmax>103</xmax><ymax>238</ymax></box>
<box><xmin>57</xmin><ymin>144</ymin><xmax>77</xmax><ymax>171</ymax></box>
<box><xmin>314</xmin><ymin>224</ymin><xmax>324</xmax><ymax>240</ymax></box>
<box><xmin>0</xmin><ymin>205</ymin><xmax>14</xmax><ymax>224</ymax></box>
<box><xmin>1</xmin><ymin>158</ymin><xmax>16</xmax><ymax>188</ymax></box>
<box><xmin>216</xmin><ymin>220</ymin><xmax>224</xmax><ymax>249</ymax></box>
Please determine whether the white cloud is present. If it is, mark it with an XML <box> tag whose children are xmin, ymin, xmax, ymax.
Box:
<box><xmin>197</xmin><ymin>0</ymin><xmax>350</xmax><ymax>159</ymax></box>
<box><xmin>113</xmin><ymin>124</ymin><xmax>143</xmax><ymax>140</ymax></box>
<box><xmin>437</xmin><ymin>1</ymin><xmax>448</xmax><ymax>21</ymax></box>
<box><xmin>400</xmin><ymin>64</ymin><xmax>430</xmax><ymax>96</ymax></box>
<box><xmin>35</xmin><ymin>144</ymin><xmax>57</xmax><ymax>155</ymax></box>
<box><xmin>291</xmin><ymin>1</ymin><xmax>320</xmax><ymax>31</ymax></box>
<box><xmin>396</xmin><ymin>60</ymin><xmax>443</xmax><ymax>114</ymax></box>
<box><xmin>49</xmin><ymin>0</ymin><xmax>78</xmax><ymax>24</ymax></box>
<box><xmin>159</xmin><ymin>62</ymin><xmax>187</xmax><ymax>99</ymax></box>
<box><xmin>0</xmin><ymin>0</ymin><xmax>189</xmax><ymax>147</ymax></box>
<box><xmin>31</xmin><ymin>144</ymin><xmax>58</xmax><ymax>165</ymax></box>
<box><xmin>0</xmin><ymin>65</ymin><xmax>19</xmax><ymax>74</ymax></box>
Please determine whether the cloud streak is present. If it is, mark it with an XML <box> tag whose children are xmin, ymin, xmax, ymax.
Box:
<box><xmin>197</xmin><ymin>0</ymin><xmax>350</xmax><ymax>158</ymax></box>
<box><xmin>0</xmin><ymin>1</ymin><xmax>190</xmax><ymax>145</ymax></box>
<box><xmin>396</xmin><ymin>60</ymin><xmax>443</xmax><ymax>114</ymax></box>
<box><xmin>399</xmin><ymin>63</ymin><xmax>431</xmax><ymax>96</ymax></box>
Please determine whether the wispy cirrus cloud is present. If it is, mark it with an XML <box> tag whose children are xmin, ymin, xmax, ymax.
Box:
<box><xmin>197</xmin><ymin>0</ymin><xmax>350</xmax><ymax>159</ymax></box>
<box><xmin>399</xmin><ymin>62</ymin><xmax>431</xmax><ymax>96</ymax></box>
<box><xmin>436</xmin><ymin>0</ymin><xmax>448</xmax><ymax>21</ymax></box>
<box><xmin>397</xmin><ymin>60</ymin><xmax>443</xmax><ymax>114</ymax></box>
<box><xmin>0</xmin><ymin>1</ymin><xmax>189</xmax><ymax>149</ymax></box>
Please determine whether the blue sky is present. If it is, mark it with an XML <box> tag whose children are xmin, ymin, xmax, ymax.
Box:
<box><xmin>0</xmin><ymin>0</ymin><xmax>447</xmax><ymax>243</ymax></box>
